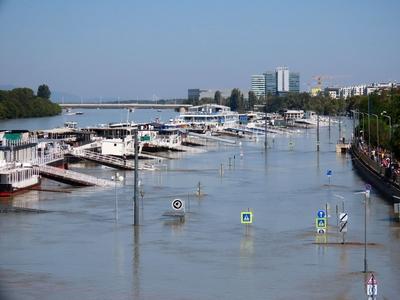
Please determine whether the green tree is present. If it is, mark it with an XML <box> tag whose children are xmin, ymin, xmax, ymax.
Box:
<box><xmin>228</xmin><ymin>88</ymin><xmax>242</xmax><ymax>112</ymax></box>
<box><xmin>37</xmin><ymin>84</ymin><xmax>51</xmax><ymax>99</ymax></box>
<box><xmin>0</xmin><ymin>87</ymin><xmax>61</xmax><ymax>119</ymax></box>
<box><xmin>248</xmin><ymin>91</ymin><xmax>257</xmax><ymax>111</ymax></box>
<box><xmin>214</xmin><ymin>90</ymin><xmax>222</xmax><ymax>105</ymax></box>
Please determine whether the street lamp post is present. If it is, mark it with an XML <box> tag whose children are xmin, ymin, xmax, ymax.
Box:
<box><xmin>364</xmin><ymin>188</ymin><xmax>370</xmax><ymax>273</ymax></box>
<box><xmin>367</xmin><ymin>95</ymin><xmax>371</xmax><ymax>154</ymax></box>
<box><xmin>317</xmin><ymin>114</ymin><xmax>320</xmax><ymax>152</ymax></box>
<box><xmin>370</xmin><ymin>114</ymin><xmax>379</xmax><ymax>150</ymax></box>
<box><xmin>133</xmin><ymin>129</ymin><xmax>140</xmax><ymax>226</ymax></box>
<box><xmin>381</xmin><ymin>111</ymin><xmax>392</xmax><ymax>160</ymax></box>
<box><xmin>359</xmin><ymin>112</ymin><xmax>366</xmax><ymax>142</ymax></box>
<box><xmin>264</xmin><ymin>97</ymin><xmax>268</xmax><ymax>150</ymax></box>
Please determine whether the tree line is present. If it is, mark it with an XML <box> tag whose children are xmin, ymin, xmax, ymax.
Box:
<box><xmin>353</xmin><ymin>88</ymin><xmax>400</xmax><ymax>159</ymax></box>
<box><xmin>0</xmin><ymin>85</ymin><xmax>61</xmax><ymax>119</ymax></box>
<box><xmin>185</xmin><ymin>89</ymin><xmax>349</xmax><ymax>115</ymax></box>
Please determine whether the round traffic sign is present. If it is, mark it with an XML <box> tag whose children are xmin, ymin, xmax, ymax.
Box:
<box><xmin>317</xmin><ymin>210</ymin><xmax>326</xmax><ymax>218</ymax></box>
<box><xmin>172</xmin><ymin>199</ymin><xmax>183</xmax><ymax>211</ymax></box>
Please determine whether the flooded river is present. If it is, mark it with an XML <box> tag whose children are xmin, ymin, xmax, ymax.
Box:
<box><xmin>0</xmin><ymin>111</ymin><xmax>399</xmax><ymax>299</ymax></box>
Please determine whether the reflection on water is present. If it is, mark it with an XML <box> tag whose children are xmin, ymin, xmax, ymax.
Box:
<box><xmin>0</xmin><ymin>108</ymin><xmax>178</xmax><ymax>130</ymax></box>
<box><xmin>133</xmin><ymin>226</ymin><xmax>140</xmax><ymax>300</ymax></box>
<box><xmin>0</xmin><ymin>119</ymin><xmax>399</xmax><ymax>299</ymax></box>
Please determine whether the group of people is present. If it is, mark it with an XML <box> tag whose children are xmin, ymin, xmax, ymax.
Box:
<box><xmin>357</xmin><ymin>138</ymin><xmax>400</xmax><ymax>185</ymax></box>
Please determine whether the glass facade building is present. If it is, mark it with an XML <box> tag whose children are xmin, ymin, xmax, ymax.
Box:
<box><xmin>289</xmin><ymin>72</ymin><xmax>300</xmax><ymax>93</ymax></box>
<box><xmin>260</xmin><ymin>68</ymin><xmax>300</xmax><ymax>96</ymax></box>
<box><xmin>264</xmin><ymin>71</ymin><xmax>277</xmax><ymax>95</ymax></box>
<box><xmin>251</xmin><ymin>75</ymin><xmax>266</xmax><ymax>97</ymax></box>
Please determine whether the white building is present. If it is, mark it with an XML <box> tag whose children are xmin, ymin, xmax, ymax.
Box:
<box><xmin>276</xmin><ymin>67</ymin><xmax>290</xmax><ymax>93</ymax></box>
<box><xmin>335</xmin><ymin>82</ymin><xmax>397</xmax><ymax>99</ymax></box>
<box><xmin>284</xmin><ymin>110</ymin><xmax>304</xmax><ymax>120</ymax></box>
<box><xmin>251</xmin><ymin>75</ymin><xmax>265</xmax><ymax>97</ymax></box>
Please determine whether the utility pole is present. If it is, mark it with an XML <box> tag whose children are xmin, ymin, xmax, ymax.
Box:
<box><xmin>133</xmin><ymin>129</ymin><xmax>139</xmax><ymax>226</ymax></box>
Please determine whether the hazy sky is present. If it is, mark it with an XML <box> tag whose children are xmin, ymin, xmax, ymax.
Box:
<box><xmin>0</xmin><ymin>0</ymin><xmax>399</xmax><ymax>99</ymax></box>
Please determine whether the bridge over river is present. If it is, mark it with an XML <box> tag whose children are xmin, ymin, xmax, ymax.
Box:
<box><xmin>60</xmin><ymin>103</ymin><xmax>192</xmax><ymax>111</ymax></box>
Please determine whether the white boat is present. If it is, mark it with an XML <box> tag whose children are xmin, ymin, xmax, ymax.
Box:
<box><xmin>174</xmin><ymin>104</ymin><xmax>239</xmax><ymax>129</ymax></box>
<box><xmin>0</xmin><ymin>166</ymin><xmax>40</xmax><ymax>196</ymax></box>
<box><xmin>0</xmin><ymin>131</ymin><xmax>41</xmax><ymax>196</ymax></box>
<box><xmin>65</xmin><ymin>108</ymin><xmax>84</xmax><ymax>116</ymax></box>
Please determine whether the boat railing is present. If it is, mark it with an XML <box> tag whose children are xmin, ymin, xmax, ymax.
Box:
<box><xmin>30</xmin><ymin>152</ymin><xmax>65</xmax><ymax>166</ymax></box>
<box><xmin>0</xmin><ymin>137</ymin><xmax>38</xmax><ymax>147</ymax></box>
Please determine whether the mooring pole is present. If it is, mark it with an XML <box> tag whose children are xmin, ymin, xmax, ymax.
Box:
<box><xmin>133</xmin><ymin>129</ymin><xmax>139</xmax><ymax>226</ymax></box>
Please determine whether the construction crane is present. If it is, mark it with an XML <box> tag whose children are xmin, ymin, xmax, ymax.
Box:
<box><xmin>312</xmin><ymin>75</ymin><xmax>334</xmax><ymax>89</ymax></box>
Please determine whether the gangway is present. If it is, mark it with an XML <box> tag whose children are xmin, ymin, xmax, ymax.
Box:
<box><xmin>70</xmin><ymin>149</ymin><xmax>155</xmax><ymax>170</ymax></box>
<box><xmin>39</xmin><ymin>165</ymin><xmax>114</xmax><ymax>187</ymax></box>
<box><xmin>188</xmin><ymin>132</ymin><xmax>236</xmax><ymax>144</ymax></box>
<box><xmin>70</xmin><ymin>149</ymin><xmax>135</xmax><ymax>170</ymax></box>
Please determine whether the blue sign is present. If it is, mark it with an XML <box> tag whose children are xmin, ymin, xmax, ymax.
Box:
<box><xmin>317</xmin><ymin>210</ymin><xmax>326</xmax><ymax>218</ymax></box>
<box><xmin>317</xmin><ymin>219</ymin><xmax>326</xmax><ymax>228</ymax></box>
<box><xmin>365</xmin><ymin>184</ymin><xmax>372</xmax><ymax>192</ymax></box>
<box><xmin>326</xmin><ymin>170</ymin><xmax>332</xmax><ymax>176</ymax></box>
<box><xmin>315</xmin><ymin>217</ymin><xmax>327</xmax><ymax>229</ymax></box>
<box><xmin>241</xmin><ymin>212</ymin><xmax>253</xmax><ymax>224</ymax></box>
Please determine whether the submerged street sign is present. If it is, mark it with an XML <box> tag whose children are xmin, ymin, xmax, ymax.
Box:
<box><xmin>172</xmin><ymin>199</ymin><xmax>184</xmax><ymax>211</ymax></box>
<box><xmin>366</xmin><ymin>273</ymin><xmax>378</xmax><ymax>296</ymax></box>
<box><xmin>315</xmin><ymin>218</ymin><xmax>327</xmax><ymax>229</ymax></box>
<box><xmin>241</xmin><ymin>211</ymin><xmax>253</xmax><ymax>224</ymax></box>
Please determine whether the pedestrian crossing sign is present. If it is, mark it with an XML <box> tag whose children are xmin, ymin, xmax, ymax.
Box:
<box><xmin>241</xmin><ymin>212</ymin><xmax>253</xmax><ymax>224</ymax></box>
<box><xmin>315</xmin><ymin>218</ymin><xmax>327</xmax><ymax>229</ymax></box>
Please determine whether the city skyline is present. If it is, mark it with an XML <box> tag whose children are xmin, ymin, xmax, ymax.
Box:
<box><xmin>0</xmin><ymin>0</ymin><xmax>399</xmax><ymax>99</ymax></box>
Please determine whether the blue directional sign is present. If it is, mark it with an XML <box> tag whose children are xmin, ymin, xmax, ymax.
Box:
<box><xmin>326</xmin><ymin>170</ymin><xmax>332</xmax><ymax>176</ymax></box>
<box><xmin>317</xmin><ymin>210</ymin><xmax>326</xmax><ymax>218</ymax></box>
<box><xmin>365</xmin><ymin>183</ymin><xmax>372</xmax><ymax>192</ymax></box>
<box><xmin>241</xmin><ymin>212</ymin><xmax>253</xmax><ymax>224</ymax></box>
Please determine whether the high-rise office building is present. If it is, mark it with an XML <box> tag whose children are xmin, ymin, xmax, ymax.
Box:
<box><xmin>251</xmin><ymin>75</ymin><xmax>266</xmax><ymax>97</ymax></box>
<box><xmin>289</xmin><ymin>72</ymin><xmax>300</xmax><ymax>93</ymax></box>
<box><xmin>253</xmin><ymin>67</ymin><xmax>300</xmax><ymax>96</ymax></box>
<box><xmin>276</xmin><ymin>67</ymin><xmax>290</xmax><ymax>93</ymax></box>
<box><xmin>264</xmin><ymin>71</ymin><xmax>277</xmax><ymax>95</ymax></box>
